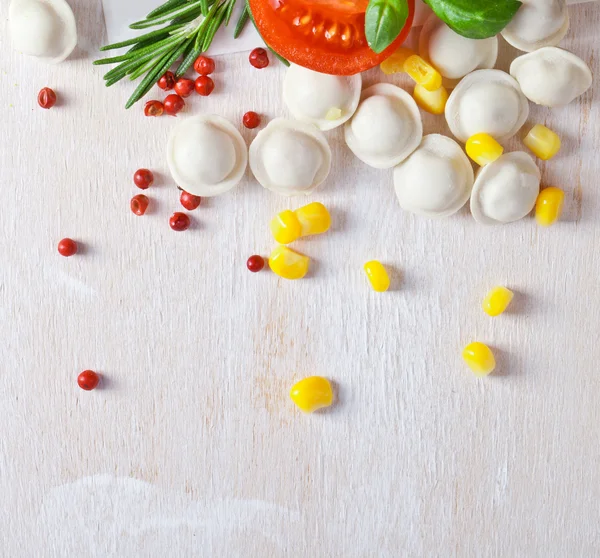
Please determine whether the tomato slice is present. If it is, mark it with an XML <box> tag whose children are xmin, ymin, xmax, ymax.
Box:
<box><xmin>248</xmin><ymin>0</ymin><xmax>415</xmax><ymax>75</ymax></box>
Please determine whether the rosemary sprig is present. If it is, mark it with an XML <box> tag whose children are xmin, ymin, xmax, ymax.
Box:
<box><xmin>95</xmin><ymin>0</ymin><xmax>249</xmax><ymax>108</ymax></box>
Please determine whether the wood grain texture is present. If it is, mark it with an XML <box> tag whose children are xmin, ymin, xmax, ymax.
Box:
<box><xmin>0</xmin><ymin>2</ymin><xmax>599</xmax><ymax>556</ymax></box>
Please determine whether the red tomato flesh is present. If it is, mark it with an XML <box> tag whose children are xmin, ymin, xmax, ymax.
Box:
<box><xmin>249</xmin><ymin>0</ymin><xmax>415</xmax><ymax>75</ymax></box>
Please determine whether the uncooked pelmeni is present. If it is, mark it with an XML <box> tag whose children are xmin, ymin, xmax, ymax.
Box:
<box><xmin>283</xmin><ymin>64</ymin><xmax>361</xmax><ymax>131</ymax></box>
<box><xmin>250</xmin><ymin>118</ymin><xmax>331</xmax><ymax>196</ymax></box>
<box><xmin>510</xmin><ymin>47</ymin><xmax>592</xmax><ymax>107</ymax></box>
<box><xmin>470</xmin><ymin>152</ymin><xmax>541</xmax><ymax>225</ymax></box>
<box><xmin>445</xmin><ymin>70</ymin><xmax>529</xmax><ymax>143</ymax></box>
<box><xmin>419</xmin><ymin>14</ymin><xmax>498</xmax><ymax>87</ymax></box>
<box><xmin>167</xmin><ymin>114</ymin><xmax>248</xmax><ymax>197</ymax></box>
<box><xmin>393</xmin><ymin>134</ymin><xmax>474</xmax><ymax>218</ymax></box>
<box><xmin>9</xmin><ymin>0</ymin><xmax>77</xmax><ymax>63</ymax></box>
<box><xmin>502</xmin><ymin>0</ymin><xmax>569</xmax><ymax>52</ymax></box>
<box><xmin>413</xmin><ymin>0</ymin><xmax>433</xmax><ymax>26</ymax></box>
<box><xmin>344</xmin><ymin>84</ymin><xmax>422</xmax><ymax>169</ymax></box>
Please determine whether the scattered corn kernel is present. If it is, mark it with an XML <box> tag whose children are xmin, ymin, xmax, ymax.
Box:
<box><xmin>463</xmin><ymin>342</ymin><xmax>496</xmax><ymax>377</ymax></box>
<box><xmin>270</xmin><ymin>203</ymin><xmax>331</xmax><ymax>244</ymax></box>
<box><xmin>364</xmin><ymin>260</ymin><xmax>390</xmax><ymax>292</ymax></box>
<box><xmin>466</xmin><ymin>133</ymin><xmax>504</xmax><ymax>166</ymax></box>
<box><xmin>295</xmin><ymin>202</ymin><xmax>331</xmax><ymax>237</ymax></box>
<box><xmin>413</xmin><ymin>84</ymin><xmax>448</xmax><ymax>115</ymax></box>
<box><xmin>290</xmin><ymin>376</ymin><xmax>333</xmax><ymax>413</ymax></box>
<box><xmin>404</xmin><ymin>55</ymin><xmax>442</xmax><ymax>92</ymax></box>
<box><xmin>524</xmin><ymin>124</ymin><xmax>561</xmax><ymax>161</ymax></box>
<box><xmin>270</xmin><ymin>209</ymin><xmax>302</xmax><ymax>244</ymax></box>
<box><xmin>380</xmin><ymin>47</ymin><xmax>416</xmax><ymax>75</ymax></box>
<box><xmin>325</xmin><ymin>107</ymin><xmax>342</xmax><ymax>121</ymax></box>
<box><xmin>269</xmin><ymin>246</ymin><xmax>310</xmax><ymax>280</ymax></box>
<box><xmin>482</xmin><ymin>286</ymin><xmax>514</xmax><ymax>317</ymax></box>
<box><xmin>535</xmin><ymin>187</ymin><xmax>565</xmax><ymax>227</ymax></box>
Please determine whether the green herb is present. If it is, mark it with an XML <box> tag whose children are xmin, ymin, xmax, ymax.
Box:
<box><xmin>423</xmin><ymin>0</ymin><xmax>522</xmax><ymax>39</ymax></box>
<box><xmin>95</xmin><ymin>0</ymin><xmax>250</xmax><ymax>108</ymax></box>
<box><xmin>365</xmin><ymin>0</ymin><xmax>409</xmax><ymax>54</ymax></box>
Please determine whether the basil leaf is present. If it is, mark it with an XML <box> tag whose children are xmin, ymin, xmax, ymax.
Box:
<box><xmin>365</xmin><ymin>0</ymin><xmax>409</xmax><ymax>54</ymax></box>
<box><xmin>423</xmin><ymin>0</ymin><xmax>522</xmax><ymax>39</ymax></box>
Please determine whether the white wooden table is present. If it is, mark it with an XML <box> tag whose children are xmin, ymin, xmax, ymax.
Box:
<box><xmin>1</xmin><ymin>2</ymin><xmax>599</xmax><ymax>556</ymax></box>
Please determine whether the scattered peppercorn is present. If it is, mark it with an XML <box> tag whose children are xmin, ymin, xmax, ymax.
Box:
<box><xmin>58</xmin><ymin>238</ymin><xmax>77</xmax><ymax>257</ymax></box>
<box><xmin>194</xmin><ymin>55</ymin><xmax>215</xmax><ymax>75</ymax></box>
<box><xmin>144</xmin><ymin>100</ymin><xmax>164</xmax><ymax>117</ymax></box>
<box><xmin>169</xmin><ymin>212</ymin><xmax>190</xmax><ymax>231</ymax></box>
<box><xmin>249</xmin><ymin>48</ymin><xmax>269</xmax><ymax>69</ymax></box>
<box><xmin>247</xmin><ymin>255</ymin><xmax>265</xmax><ymax>273</ymax></box>
<box><xmin>157</xmin><ymin>71</ymin><xmax>176</xmax><ymax>90</ymax></box>
<box><xmin>243</xmin><ymin>111</ymin><xmax>261</xmax><ymax>129</ymax></box>
<box><xmin>38</xmin><ymin>87</ymin><xmax>57</xmax><ymax>109</ymax></box>
<box><xmin>77</xmin><ymin>370</ymin><xmax>100</xmax><ymax>391</ymax></box>
<box><xmin>174</xmin><ymin>77</ymin><xmax>195</xmax><ymax>98</ymax></box>
<box><xmin>195</xmin><ymin>75</ymin><xmax>215</xmax><ymax>97</ymax></box>
<box><xmin>133</xmin><ymin>168</ymin><xmax>154</xmax><ymax>190</ymax></box>
<box><xmin>180</xmin><ymin>191</ymin><xmax>202</xmax><ymax>211</ymax></box>
<box><xmin>163</xmin><ymin>94</ymin><xmax>185</xmax><ymax>115</ymax></box>
<box><xmin>130</xmin><ymin>194</ymin><xmax>150</xmax><ymax>216</ymax></box>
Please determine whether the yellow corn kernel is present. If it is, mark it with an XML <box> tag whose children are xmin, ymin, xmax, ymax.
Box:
<box><xmin>295</xmin><ymin>202</ymin><xmax>331</xmax><ymax>237</ymax></box>
<box><xmin>380</xmin><ymin>47</ymin><xmax>416</xmax><ymax>75</ymax></box>
<box><xmin>325</xmin><ymin>107</ymin><xmax>342</xmax><ymax>121</ymax></box>
<box><xmin>290</xmin><ymin>376</ymin><xmax>333</xmax><ymax>413</ymax></box>
<box><xmin>463</xmin><ymin>342</ymin><xmax>496</xmax><ymax>377</ymax></box>
<box><xmin>270</xmin><ymin>209</ymin><xmax>302</xmax><ymax>245</ymax></box>
<box><xmin>404</xmin><ymin>55</ymin><xmax>442</xmax><ymax>92</ymax></box>
<box><xmin>413</xmin><ymin>84</ymin><xmax>449</xmax><ymax>115</ymax></box>
<box><xmin>364</xmin><ymin>260</ymin><xmax>390</xmax><ymax>292</ymax></box>
<box><xmin>269</xmin><ymin>246</ymin><xmax>310</xmax><ymax>280</ymax></box>
<box><xmin>482</xmin><ymin>286</ymin><xmax>514</xmax><ymax>317</ymax></box>
<box><xmin>465</xmin><ymin>133</ymin><xmax>504</xmax><ymax>166</ymax></box>
<box><xmin>524</xmin><ymin>124</ymin><xmax>561</xmax><ymax>161</ymax></box>
<box><xmin>535</xmin><ymin>187</ymin><xmax>565</xmax><ymax>227</ymax></box>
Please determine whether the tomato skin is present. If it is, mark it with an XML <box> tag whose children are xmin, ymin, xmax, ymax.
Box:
<box><xmin>248</xmin><ymin>0</ymin><xmax>415</xmax><ymax>75</ymax></box>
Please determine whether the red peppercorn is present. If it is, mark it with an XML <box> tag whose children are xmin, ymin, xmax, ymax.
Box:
<box><xmin>247</xmin><ymin>255</ymin><xmax>265</xmax><ymax>273</ymax></box>
<box><xmin>169</xmin><ymin>212</ymin><xmax>191</xmax><ymax>231</ymax></box>
<box><xmin>131</xmin><ymin>194</ymin><xmax>150</xmax><ymax>216</ymax></box>
<box><xmin>157</xmin><ymin>71</ymin><xmax>176</xmax><ymax>90</ymax></box>
<box><xmin>164</xmin><ymin>94</ymin><xmax>185</xmax><ymax>115</ymax></box>
<box><xmin>133</xmin><ymin>168</ymin><xmax>154</xmax><ymax>190</ymax></box>
<box><xmin>195</xmin><ymin>75</ymin><xmax>215</xmax><ymax>97</ymax></box>
<box><xmin>144</xmin><ymin>100</ymin><xmax>164</xmax><ymax>117</ymax></box>
<box><xmin>174</xmin><ymin>77</ymin><xmax>195</xmax><ymax>98</ymax></box>
<box><xmin>78</xmin><ymin>370</ymin><xmax>100</xmax><ymax>391</ymax></box>
<box><xmin>249</xmin><ymin>48</ymin><xmax>269</xmax><ymax>69</ymax></box>
<box><xmin>180</xmin><ymin>191</ymin><xmax>202</xmax><ymax>211</ymax></box>
<box><xmin>58</xmin><ymin>238</ymin><xmax>77</xmax><ymax>257</ymax></box>
<box><xmin>243</xmin><ymin>111</ymin><xmax>261</xmax><ymax>129</ymax></box>
<box><xmin>38</xmin><ymin>87</ymin><xmax>57</xmax><ymax>109</ymax></box>
<box><xmin>194</xmin><ymin>55</ymin><xmax>215</xmax><ymax>75</ymax></box>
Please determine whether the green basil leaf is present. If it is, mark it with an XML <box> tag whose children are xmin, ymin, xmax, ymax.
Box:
<box><xmin>365</xmin><ymin>0</ymin><xmax>409</xmax><ymax>54</ymax></box>
<box><xmin>423</xmin><ymin>0</ymin><xmax>522</xmax><ymax>39</ymax></box>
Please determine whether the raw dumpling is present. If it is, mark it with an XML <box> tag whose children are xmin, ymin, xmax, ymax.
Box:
<box><xmin>167</xmin><ymin>114</ymin><xmax>248</xmax><ymax>197</ymax></box>
<box><xmin>502</xmin><ymin>0</ymin><xmax>569</xmax><ymax>52</ymax></box>
<box><xmin>413</xmin><ymin>0</ymin><xmax>433</xmax><ymax>27</ymax></box>
<box><xmin>283</xmin><ymin>64</ymin><xmax>361</xmax><ymax>131</ymax></box>
<box><xmin>9</xmin><ymin>0</ymin><xmax>77</xmax><ymax>63</ymax></box>
<box><xmin>250</xmin><ymin>118</ymin><xmax>331</xmax><ymax>196</ymax></box>
<box><xmin>445</xmin><ymin>70</ymin><xmax>529</xmax><ymax>142</ymax></box>
<box><xmin>470</xmin><ymin>152</ymin><xmax>541</xmax><ymax>225</ymax></box>
<box><xmin>419</xmin><ymin>14</ymin><xmax>498</xmax><ymax>87</ymax></box>
<box><xmin>510</xmin><ymin>47</ymin><xmax>592</xmax><ymax>107</ymax></box>
<box><xmin>344</xmin><ymin>84</ymin><xmax>422</xmax><ymax>169</ymax></box>
<box><xmin>394</xmin><ymin>134</ymin><xmax>474</xmax><ymax>218</ymax></box>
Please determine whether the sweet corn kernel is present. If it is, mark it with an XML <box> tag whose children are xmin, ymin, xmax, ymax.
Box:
<box><xmin>404</xmin><ymin>55</ymin><xmax>443</xmax><ymax>92</ymax></box>
<box><xmin>466</xmin><ymin>133</ymin><xmax>504</xmax><ymax>166</ymax></box>
<box><xmin>295</xmin><ymin>202</ymin><xmax>331</xmax><ymax>237</ymax></box>
<box><xmin>413</xmin><ymin>84</ymin><xmax>449</xmax><ymax>115</ymax></box>
<box><xmin>524</xmin><ymin>124</ymin><xmax>561</xmax><ymax>161</ymax></box>
<box><xmin>380</xmin><ymin>47</ymin><xmax>416</xmax><ymax>75</ymax></box>
<box><xmin>325</xmin><ymin>107</ymin><xmax>342</xmax><ymax>121</ymax></box>
<box><xmin>463</xmin><ymin>342</ymin><xmax>496</xmax><ymax>377</ymax></box>
<box><xmin>270</xmin><ymin>209</ymin><xmax>302</xmax><ymax>245</ymax></box>
<box><xmin>535</xmin><ymin>187</ymin><xmax>565</xmax><ymax>227</ymax></box>
<box><xmin>482</xmin><ymin>286</ymin><xmax>514</xmax><ymax>317</ymax></box>
<box><xmin>269</xmin><ymin>246</ymin><xmax>310</xmax><ymax>280</ymax></box>
<box><xmin>364</xmin><ymin>260</ymin><xmax>390</xmax><ymax>292</ymax></box>
<box><xmin>290</xmin><ymin>376</ymin><xmax>333</xmax><ymax>413</ymax></box>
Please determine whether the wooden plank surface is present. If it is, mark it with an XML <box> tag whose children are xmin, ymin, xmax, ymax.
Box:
<box><xmin>1</xmin><ymin>1</ymin><xmax>599</xmax><ymax>556</ymax></box>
